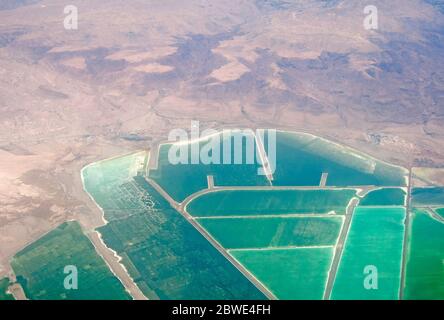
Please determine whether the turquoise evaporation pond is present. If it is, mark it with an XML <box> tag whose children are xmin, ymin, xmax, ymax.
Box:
<box><xmin>186</xmin><ymin>189</ymin><xmax>357</xmax><ymax>216</ymax></box>
<box><xmin>269</xmin><ymin>131</ymin><xmax>407</xmax><ymax>187</ymax></box>
<box><xmin>360</xmin><ymin>188</ymin><xmax>406</xmax><ymax>206</ymax></box>
<box><xmin>404</xmin><ymin>209</ymin><xmax>444</xmax><ymax>299</ymax></box>
<box><xmin>231</xmin><ymin>247</ymin><xmax>334</xmax><ymax>300</ymax></box>
<box><xmin>412</xmin><ymin>187</ymin><xmax>444</xmax><ymax>206</ymax></box>
<box><xmin>82</xmin><ymin>153</ymin><xmax>266</xmax><ymax>300</ymax></box>
<box><xmin>331</xmin><ymin>207</ymin><xmax>405</xmax><ymax>300</ymax></box>
<box><xmin>149</xmin><ymin>131</ymin><xmax>270</xmax><ymax>202</ymax></box>
<box><xmin>149</xmin><ymin>131</ymin><xmax>407</xmax><ymax>203</ymax></box>
<box><xmin>197</xmin><ymin>216</ymin><xmax>343</xmax><ymax>249</ymax></box>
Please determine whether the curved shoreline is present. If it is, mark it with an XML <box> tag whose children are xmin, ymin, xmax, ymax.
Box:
<box><xmin>80</xmin><ymin>151</ymin><xmax>149</xmax><ymax>300</ymax></box>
